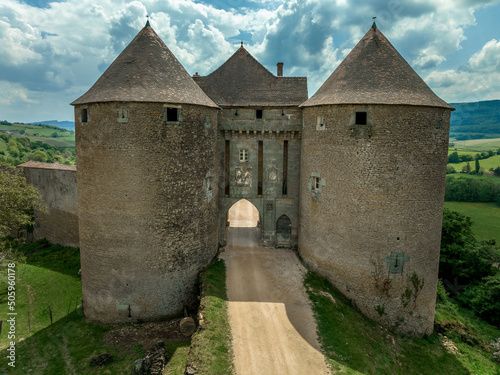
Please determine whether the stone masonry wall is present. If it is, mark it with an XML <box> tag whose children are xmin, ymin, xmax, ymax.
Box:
<box><xmin>299</xmin><ymin>104</ymin><xmax>450</xmax><ymax>336</ymax></box>
<box><xmin>217</xmin><ymin>107</ymin><xmax>301</xmax><ymax>246</ymax></box>
<box><xmin>20</xmin><ymin>163</ymin><xmax>79</xmax><ymax>247</ymax></box>
<box><xmin>75</xmin><ymin>101</ymin><xmax>219</xmax><ymax>323</ymax></box>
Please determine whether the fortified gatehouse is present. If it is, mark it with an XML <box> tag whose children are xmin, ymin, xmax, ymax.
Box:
<box><xmin>20</xmin><ymin>21</ymin><xmax>453</xmax><ymax>337</ymax></box>
<box><xmin>194</xmin><ymin>44</ymin><xmax>307</xmax><ymax>247</ymax></box>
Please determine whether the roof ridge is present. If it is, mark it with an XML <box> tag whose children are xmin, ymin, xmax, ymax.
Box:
<box><xmin>301</xmin><ymin>27</ymin><xmax>453</xmax><ymax>109</ymax></box>
<box><xmin>71</xmin><ymin>25</ymin><xmax>218</xmax><ymax>108</ymax></box>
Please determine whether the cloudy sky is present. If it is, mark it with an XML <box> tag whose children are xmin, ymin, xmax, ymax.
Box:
<box><xmin>0</xmin><ymin>0</ymin><xmax>499</xmax><ymax>123</ymax></box>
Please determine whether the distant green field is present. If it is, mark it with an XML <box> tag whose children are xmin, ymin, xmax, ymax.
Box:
<box><xmin>0</xmin><ymin>122</ymin><xmax>75</xmax><ymax>148</ymax></box>
<box><xmin>443</xmin><ymin>202</ymin><xmax>500</xmax><ymax>243</ymax></box>
<box><xmin>449</xmin><ymin>155</ymin><xmax>500</xmax><ymax>173</ymax></box>
<box><xmin>450</xmin><ymin>137</ymin><xmax>500</xmax><ymax>152</ymax></box>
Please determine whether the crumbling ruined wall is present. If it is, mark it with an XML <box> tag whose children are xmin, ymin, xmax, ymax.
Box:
<box><xmin>19</xmin><ymin>162</ymin><xmax>79</xmax><ymax>247</ymax></box>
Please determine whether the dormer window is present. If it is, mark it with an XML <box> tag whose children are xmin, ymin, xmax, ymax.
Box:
<box><xmin>355</xmin><ymin>111</ymin><xmax>367</xmax><ymax>125</ymax></box>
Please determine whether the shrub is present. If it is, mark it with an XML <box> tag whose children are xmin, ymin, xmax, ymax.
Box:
<box><xmin>459</xmin><ymin>273</ymin><xmax>500</xmax><ymax>326</ymax></box>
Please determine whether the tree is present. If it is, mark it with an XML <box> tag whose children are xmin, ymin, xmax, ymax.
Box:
<box><xmin>448</xmin><ymin>151</ymin><xmax>460</xmax><ymax>163</ymax></box>
<box><xmin>0</xmin><ymin>165</ymin><xmax>45</xmax><ymax>241</ymax></box>
<box><xmin>475</xmin><ymin>159</ymin><xmax>481</xmax><ymax>174</ymax></box>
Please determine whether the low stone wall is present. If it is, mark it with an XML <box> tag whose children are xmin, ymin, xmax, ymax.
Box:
<box><xmin>18</xmin><ymin>161</ymin><xmax>79</xmax><ymax>248</ymax></box>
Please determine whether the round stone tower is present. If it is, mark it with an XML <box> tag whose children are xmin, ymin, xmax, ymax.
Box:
<box><xmin>71</xmin><ymin>22</ymin><xmax>219</xmax><ymax>322</ymax></box>
<box><xmin>298</xmin><ymin>23</ymin><xmax>453</xmax><ymax>336</ymax></box>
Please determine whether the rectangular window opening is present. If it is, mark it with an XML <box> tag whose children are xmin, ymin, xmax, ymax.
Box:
<box><xmin>239</xmin><ymin>149</ymin><xmax>248</xmax><ymax>163</ymax></box>
<box><xmin>225</xmin><ymin>140</ymin><xmax>230</xmax><ymax>195</ymax></box>
<box><xmin>312</xmin><ymin>176</ymin><xmax>320</xmax><ymax>191</ymax></box>
<box><xmin>206</xmin><ymin>177</ymin><xmax>212</xmax><ymax>191</ymax></box>
<box><xmin>166</xmin><ymin>107</ymin><xmax>178</xmax><ymax>122</ymax></box>
<box><xmin>81</xmin><ymin>108</ymin><xmax>88</xmax><ymax>123</ymax></box>
<box><xmin>355</xmin><ymin>111</ymin><xmax>367</xmax><ymax>125</ymax></box>
<box><xmin>283</xmin><ymin>140</ymin><xmax>288</xmax><ymax>195</ymax></box>
<box><xmin>256</xmin><ymin>109</ymin><xmax>263</xmax><ymax>119</ymax></box>
<box><xmin>258</xmin><ymin>141</ymin><xmax>263</xmax><ymax>196</ymax></box>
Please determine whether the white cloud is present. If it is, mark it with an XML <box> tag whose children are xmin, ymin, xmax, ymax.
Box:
<box><xmin>425</xmin><ymin>39</ymin><xmax>500</xmax><ymax>103</ymax></box>
<box><xmin>468</xmin><ymin>39</ymin><xmax>500</xmax><ymax>72</ymax></box>
<box><xmin>0</xmin><ymin>0</ymin><xmax>498</xmax><ymax>121</ymax></box>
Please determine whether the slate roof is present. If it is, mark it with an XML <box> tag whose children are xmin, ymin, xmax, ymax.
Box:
<box><xmin>194</xmin><ymin>46</ymin><xmax>307</xmax><ymax>107</ymax></box>
<box><xmin>301</xmin><ymin>25</ymin><xmax>453</xmax><ymax>109</ymax></box>
<box><xmin>71</xmin><ymin>25</ymin><xmax>218</xmax><ymax>108</ymax></box>
<box><xmin>18</xmin><ymin>161</ymin><xmax>76</xmax><ymax>171</ymax></box>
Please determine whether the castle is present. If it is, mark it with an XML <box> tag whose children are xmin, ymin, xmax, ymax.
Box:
<box><xmin>22</xmin><ymin>20</ymin><xmax>452</xmax><ymax>336</ymax></box>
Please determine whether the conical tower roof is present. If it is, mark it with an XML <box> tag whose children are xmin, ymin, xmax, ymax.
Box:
<box><xmin>194</xmin><ymin>45</ymin><xmax>307</xmax><ymax>107</ymax></box>
<box><xmin>71</xmin><ymin>24</ymin><xmax>218</xmax><ymax>108</ymax></box>
<box><xmin>301</xmin><ymin>25</ymin><xmax>453</xmax><ymax>109</ymax></box>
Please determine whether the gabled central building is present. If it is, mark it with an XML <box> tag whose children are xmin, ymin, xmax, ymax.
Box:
<box><xmin>194</xmin><ymin>44</ymin><xmax>307</xmax><ymax>246</ymax></box>
<box><xmin>71</xmin><ymin>21</ymin><xmax>452</xmax><ymax>336</ymax></box>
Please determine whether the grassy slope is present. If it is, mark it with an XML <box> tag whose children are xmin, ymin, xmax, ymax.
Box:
<box><xmin>305</xmin><ymin>272</ymin><xmax>500</xmax><ymax>375</ymax></box>
<box><xmin>0</xmin><ymin>240</ymin><xmax>189</xmax><ymax>374</ymax></box>
<box><xmin>443</xmin><ymin>202</ymin><xmax>500</xmax><ymax>243</ymax></box>
<box><xmin>451</xmin><ymin>138</ymin><xmax>500</xmax><ymax>152</ymax></box>
<box><xmin>187</xmin><ymin>259</ymin><xmax>233</xmax><ymax>375</ymax></box>
<box><xmin>0</xmin><ymin>123</ymin><xmax>75</xmax><ymax>149</ymax></box>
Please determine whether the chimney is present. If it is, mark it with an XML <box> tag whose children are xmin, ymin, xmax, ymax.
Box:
<box><xmin>277</xmin><ymin>62</ymin><xmax>283</xmax><ymax>77</ymax></box>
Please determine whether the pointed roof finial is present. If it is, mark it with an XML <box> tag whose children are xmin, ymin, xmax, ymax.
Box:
<box><xmin>372</xmin><ymin>16</ymin><xmax>377</xmax><ymax>29</ymax></box>
<box><xmin>241</xmin><ymin>41</ymin><xmax>243</xmax><ymax>48</ymax></box>
<box><xmin>146</xmin><ymin>15</ymin><xmax>150</xmax><ymax>27</ymax></box>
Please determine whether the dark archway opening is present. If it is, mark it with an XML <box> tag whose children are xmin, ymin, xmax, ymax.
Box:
<box><xmin>276</xmin><ymin>214</ymin><xmax>291</xmax><ymax>247</ymax></box>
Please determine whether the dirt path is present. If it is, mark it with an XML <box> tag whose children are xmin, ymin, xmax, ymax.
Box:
<box><xmin>220</xmin><ymin>226</ymin><xmax>330</xmax><ymax>375</ymax></box>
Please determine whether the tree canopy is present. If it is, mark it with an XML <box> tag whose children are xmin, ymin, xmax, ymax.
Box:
<box><xmin>0</xmin><ymin>165</ymin><xmax>45</xmax><ymax>240</ymax></box>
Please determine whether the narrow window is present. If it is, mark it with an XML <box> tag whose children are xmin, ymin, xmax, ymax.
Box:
<box><xmin>239</xmin><ymin>149</ymin><xmax>248</xmax><ymax>162</ymax></box>
<box><xmin>316</xmin><ymin>115</ymin><xmax>325</xmax><ymax>130</ymax></box>
<box><xmin>118</xmin><ymin>107</ymin><xmax>128</xmax><ymax>123</ymax></box>
<box><xmin>225</xmin><ymin>140</ymin><xmax>230</xmax><ymax>195</ymax></box>
<box><xmin>355</xmin><ymin>111</ymin><xmax>367</xmax><ymax>125</ymax></box>
<box><xmin>258</xmin><ymin>141</ymin><xmax>263</xmax><ymax>195</ymax></box>
<box><xmin>81</xmin><ymin>108</ymin><xmax>88</xmax><ymax>123</ymax></box>
<box><xmin>167</xmin><ymin>107</ymin><xmax>178</xmax><ymax>122</ymax></box>
<box><xmin>206</xmin><ymin>176</ymin><xmax>212</xmax><ymax>191</ymax></box>
<box><xmin>283</xmin><ymin>140</ymin><xmax>288</xmax><ymax>195</ymax></box>
<box><xmin>312</xmin><ymin>176</ymin><xmax>320</xmax><ymax>191</ymax></box>
<box><xmin>256</xmin><ymin>109</ymin><xmax>263</xmax><ymax>119</ymax></box>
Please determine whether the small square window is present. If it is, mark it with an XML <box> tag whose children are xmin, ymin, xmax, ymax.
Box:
<box><xmin>167</xmin><ymin>107</ymin><xmax>178</xmax><ymax>122</ymax></box>
<box><xmin>81</xmin><ymin>108</ymin><xmax>88</xmax><ymax>123</ymax></box>
<box><xmin>239</xmin><ymin>149</ymin><xmax>248</xmax><ymax>162</ymax></box>
<box><xmin>256</xmin><ymin>109</ymin><xmax>263</xmax><ymax>119</ymax></box>
<box><xmin>355</xmin><ymin>111</ymin><xmax>367</xmax><ymax>125</ymax></box>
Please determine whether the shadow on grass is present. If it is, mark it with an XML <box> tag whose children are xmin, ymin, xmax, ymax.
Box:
<box><xmin>15</xmin><ymin>239</ymin><xmax>81</xmax><ymax>278</ymax></box>
<box><xmin>305</xmin><ymin>272</ymin><xmax>480</xmax><ymax>375</ymax></box>
<box><xmin>0</xmin><ymin>309</ymin><xmax>190</xmax><ymax>375</ymax></box>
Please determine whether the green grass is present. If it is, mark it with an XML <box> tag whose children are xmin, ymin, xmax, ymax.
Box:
<box><xmin>443</xmin><ymin>202</ymin><xmax>500</xmax><ymax>242</ymax></box>
<box><xmin>305</xmin><ymin>272</ymin><xmax>500</xmax><ymax>375</ymax></box>
<box><xmin>187</xmin><ymin>259</ymin><xmax>234</xmax><ymax>375</ymax></box>
<box><xmin>0</xmin><ymin>240</ymin><xmax>190</xmax><ymax>374</ymax></box>
<box><xmin>449</xmin><ymin>155</ymin><xmax>500</xmax><ymax>173</ymax></box>
<box><xmin>450</xmin><ymin>138</ymin><xmax>500</xmax><ymax>152</ymax></box>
